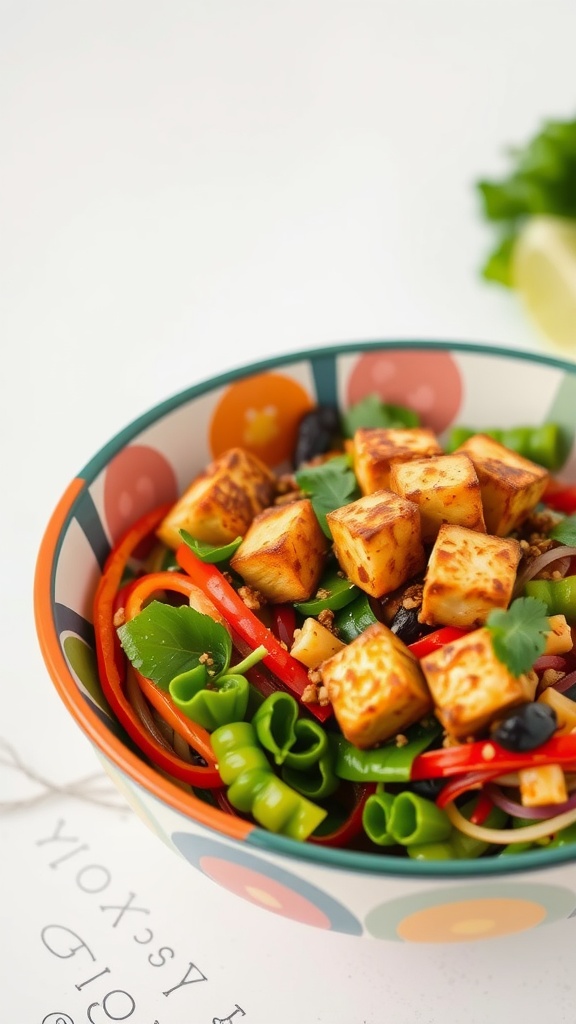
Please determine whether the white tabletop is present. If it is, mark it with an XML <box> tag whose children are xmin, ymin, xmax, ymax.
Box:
<box><xmin>3</xmin><ymin>2</ymin><xmax>576</xmax><ymax>1021</ymax></box>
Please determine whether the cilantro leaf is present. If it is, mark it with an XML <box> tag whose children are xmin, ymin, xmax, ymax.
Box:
<box><xmin>342</xmin><ymin>393</ymin><xmax>419</xmax><ymax>437</ymax></box>
<box><xmin>117</xmin><ymin>600</ymin><xmax>231</xmax><ymax>689</ymax></box>
<box><xmin>549</xmin><ymin>514</ymin><xmax>576</xmax><ymax>547</ymax></box>
<box><xmin>179</xmin><ymin>528</ymin><xmax>243</xmax><ymax>563</ymax></box>
<box><xmin>486</xmin><ymin>597</ymin><xmax>549</xmax><ymax>677</ymax></box>
<box><xmin>476</xmin><ymin>116</ymin><xmax>576</xmax><ymax>287</ymax></box>
<box><xmin>295</xmin><ymin>454</ymin><xmax>360</xmax><ymax>537</ymax></box>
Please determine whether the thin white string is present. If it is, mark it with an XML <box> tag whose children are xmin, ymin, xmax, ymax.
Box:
<box><xmin>0</xmin><ymin>737</ymin><xmax>128</xmax><ymax>813</ymax></box>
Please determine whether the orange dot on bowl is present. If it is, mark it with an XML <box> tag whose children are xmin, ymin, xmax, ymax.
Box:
<box><xmin>397</xmin><ymin>897</ymin><xmax>546</xmax><ymax>943</ymax></box>
<box><xmin>209</xmin><ymin>373</ymin><xmax>314</xmax><ymax>466</ymax></box>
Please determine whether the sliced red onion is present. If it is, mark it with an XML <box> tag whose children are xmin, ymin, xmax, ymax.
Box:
<box><xmin>533</xmin><ymin>655</ymin><xmax>568</xmax><ymax>673</ymax></box>
<box><xmin>486</xmin><ymin>782</ymin><xmax>576</xmax><ymax>820</ymax></box>
<box><xmin>514</xmin><ymin>544</ymin><xmax>576</xmax><ymax>596</ymax></box>
<box><xmin>552</xmin><ymin>669</ymin><xmax>576</xmax><ymax>694</ymax></box>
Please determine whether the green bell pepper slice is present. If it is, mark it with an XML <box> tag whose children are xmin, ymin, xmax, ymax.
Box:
<box><xmin>446</xmin><ymin>422</ymin><xmax>567</xmax><ymax>471</ymax></box>
<box><xmin>361</xmin><ymin>786</ymin><xmax>396</xmax><ymax>845</ymax></box>
<box><xmin>169</xmin><ymin>667</ymin><xmax>250</xmax><ymax>731</ymax></box>
<box><xmin>387</xmin><ymin>791</ymin><xmax>452</xmax><ymax>846</ymax></box>
<box><xmin>524</xmin><ymin>575</ymin><xmax>576</xmax><ymax>621</ymax></box>
<box><xmin>282</xmin><ymin>751</ymin><xmax>339</xmax><ymax>800</ymax></box>
<box><xmin>211</xmin><ymin>721</ymin><xmax>327</xmax><ymax>841</ymax></box>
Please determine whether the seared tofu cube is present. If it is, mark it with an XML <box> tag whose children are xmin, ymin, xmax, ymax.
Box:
<box><xmin>389</xmin><ymin>453</ymin><xmax>486</xmax><ymax>543</ymax></box>
<box><xmin>326</xmin><ymin>490</ymin><xmax>426</xmax><ymax>598</ymax></box>
<box><xmin>454</xmin><ymin>433</ymin><xmax>549</xmax><ymax>536</ymax></box>
<box><xmin>230</xmin><ymin>499</ymin><xmax>328</xmax><ymax>603</ymax></box>
<box><xmin>290</xmin><ymin>617</ymin><xmax>346</xmax><ymax>669</ymax></box>
<box><xmin>420</xmin><ymin>524</ymin><xmax>521</xmax><ymax>629</ymax></box>
<box><xmin>420</xmin><ymin>627</ymin><xmax>534</xmax><ymax>738</ymax></box>
<box><xmin>353</xmin><ymin>427</ymin><xmax>443</xmax><ymax>495</ymax></box>
<box><xmin>321</xmin><ymin>621</ymin><xmax>433</xmax><ymax>747</ymax></box>
<box><xmin>519</xmin><ymin>765</ymin><xmax>568</xmax><ymax>808</ymax></box>
<box><xmin>157</xmin><ymin>447</ymin><xmax>276</xmax><ymax>549</ymax></box>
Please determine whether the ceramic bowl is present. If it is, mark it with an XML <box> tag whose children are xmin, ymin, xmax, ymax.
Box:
<box><xmin>34</xmin><ymin>340</ymin><xmax>576</xmax><ymax>944</ymax></box>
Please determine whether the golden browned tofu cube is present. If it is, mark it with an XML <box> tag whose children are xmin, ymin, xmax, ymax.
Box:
<box><xmin>420</xmin><ymin>627</ymin><xmax>534</xmax><ymax>738</ymax></box>
<box><xmin>321</xmin><ymin>621</ymin><xmax>433</xmax><ymax>748</ymax></box>
<box><xmin>157</xmin><ymin>447</ymin><xmax>276</xmax><ymax>549</ymax></box>
<box><xmin>420</xmin><ymin>524</ymin><xmax>521</xmax><ymax>629</ymax></box>
<box><xmin>389</xmin><ymin>453</ymin><xmax>486</xmax><ymax>543</ymax></box>
<box><xmin>454</xmin><ymin>433</ymin><xmax>549</xmax><ymax>536</ymax></box>
<box><xmin>230</xmin><ymin>498</ymin><xmax>328</xmax><ymax>603</ymax></box>
<box><xmin>290</xmin><ymin>617</ymin><xmax>346</xmax><ymax>669</ymax></box>
<box><xmin>353</xmin><ymin>427</ymin><xmax>443</xmax><ymax>495</ymax></box>
<box><xmin>326</xmin><ymin>490</ymin><xmax>426</xmax><ymax>598</ymax></box>
<box><xmin>519</xmin><ymin>765</ymin><xmax>568</xmax><ymax>808</ymax></box>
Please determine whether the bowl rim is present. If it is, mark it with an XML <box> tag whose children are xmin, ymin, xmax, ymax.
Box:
<box><xmin>34</xmin><ymin>338</ymin><xmax>576</xmax><ymax>878</ymax></box>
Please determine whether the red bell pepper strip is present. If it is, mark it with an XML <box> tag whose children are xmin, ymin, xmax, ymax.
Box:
<box><xmin>408</xmin><ymin>626</ymin><xmax>469</xmax><ymax>659</ymax></box>
<box><xmin>94</xmin><ymin>505</ymin><xmax>222</xmax><ymax>788</ymax></box>
<box><xmin>309</xmin><ymin>782</ymin><xmax>377</xmax><ymax>847</ymax></box>
<box><xmin>411</xmin><ymin>734</ymin><xmax>576</xmax><ymax>781</ymax></box>
<box><xmin>543</xmin><ymin>483</ymin><xmax>576</xmax><ymax>514</ymax></box>
<box><xmin>175</xmin><ymin>542</ymin><xmax>333</xmax><ymax>722</ymax></box>
<box><xmin>435</xmin><ymin>769</ymin><xmax>504</xmax><ymax>810</ymax></box>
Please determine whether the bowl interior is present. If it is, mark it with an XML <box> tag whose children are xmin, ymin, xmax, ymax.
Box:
<box><xmin>34</xmin><ymin>340</ymin><xmax>576</xmax><ymax>878</ymax></box>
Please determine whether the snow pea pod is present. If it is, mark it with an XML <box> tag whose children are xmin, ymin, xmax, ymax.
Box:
<box><xmin>333</xmin><ymin>592</ymin><xmax>378</xmax><ymax>643</ymax></box>
<box><xmin>332</xmin><ymin>718</ymin><xmax>442</xmax><ymax>783</ymax></box>
<box><xmin>294</xmin><ymin>567</ymin><xmax>359</xmax><ymax>616</ymax></box>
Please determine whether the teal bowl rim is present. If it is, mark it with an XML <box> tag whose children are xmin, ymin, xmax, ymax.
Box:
<box><xmin>43</xmin><ymin>338</ymin><xmax>576</xmax><ymax>880</ymax></box>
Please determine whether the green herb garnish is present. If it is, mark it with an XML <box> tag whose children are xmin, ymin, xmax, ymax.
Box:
<box><xmin>117</xmin><ymin>600</ymin><xmax>265</xmax><ymax>689</ymax></box>
<box><xmin>549</xmin><ymin>514</ymin><xmax>576</xmax><ymax>548</ymax></box>
<box><xmin>486</xmin><ymin>596</ymin><xmax>550</xmax><ymax>677</ymax></box>
<box><xmin>342</xmin><ymin>393</ymin><xmax>419</xmax><ymax>436</ymax></box>
<box><xmin>476</xmin><ymin>116</ymin><xmax>576</xmax><ymax>286</ymax></box>
<box><xmin>295</xmin><ymin>454</ymin><xmax>360</xmax><ymax>537</ymax></box>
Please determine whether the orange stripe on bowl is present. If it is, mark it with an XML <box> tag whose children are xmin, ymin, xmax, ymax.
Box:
<box><xmin>33</xmin><ymin>477</ymin><xmax>253</xmax><ymax>842</ymax></box>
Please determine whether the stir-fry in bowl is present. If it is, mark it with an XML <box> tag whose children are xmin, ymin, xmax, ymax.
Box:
<box><xmin>34</xmin><ymin>340</ymin><xmax>576</xmax><ymax>943</ymax></box>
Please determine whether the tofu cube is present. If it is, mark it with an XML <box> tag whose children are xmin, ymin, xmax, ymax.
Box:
<box><xmin>420</xmin><ymin>524</ymin><xmax>521</xmax><ymax>629</ymax></box>
<box><xmin>353</xmin><ymin>427</ymin><xmax>443</xmax><ymax>495</ymax></box>
<box><xmin>519</xmin><ymin>765</ymin><xmax>568</xmax><ymax>808</ymax></box>
<box><xmin>544</xmin><ymin>615</ymin><xmax>574</xmax><ymax>655</ymax></box>
<box><xmin>230</xmin><ymin>498</ymin><xmax>329</xmax><ymax>603</ymax></box>
<box><xmin>538</xmin><ymin>688</ymin><xmax>576</xmax><ymax>734</ymax></box>
<box><xmin>320</xmin><ymin>621</ymin><xmax>433</xmax><ymax>747</ymax></box>
<box><xmin>157</xmin><ymin>447</ymin><xmax>276</xmax><ymax>549</ymax></box>
<box><xmin>420</xmin><ymin>627</ymin><xmax>534</xmax><ymax>738</ymax></box>
<box><xmin>290</xmin><ymin>617</ymin><xmax>346</xmax><ymax>669</ymax></box>
<box><xmin>326</xmin><ymin>490</ymin><xmax>426</xmax><ymax>598</ymax></box>
<box><xmin>454</xmin><ymin>433</ymin><xmax>549</xmax><ymax>536</ymax></box>
<box><xmin>389</xmin><ymin>453</ymin><xmax>486</xmax><ymax>543</ymax></box>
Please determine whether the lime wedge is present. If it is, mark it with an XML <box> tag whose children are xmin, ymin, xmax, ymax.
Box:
<box><xmin>512</xmin><ymin>215</ymin><xmax>576</xmax><ymax>352</ymax></box>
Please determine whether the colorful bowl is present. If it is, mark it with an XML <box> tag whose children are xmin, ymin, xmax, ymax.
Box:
<box><xmin>34</xmin><ymin>340</ymin><xmax>576</xmax><ymax>944</ymax></box>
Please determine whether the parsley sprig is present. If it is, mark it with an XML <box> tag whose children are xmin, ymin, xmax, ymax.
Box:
<box><xmin>549</xmin><ymin>514</ymin><xmax>576</xmax><ymax>548</ymax></box>
<box><xmin>486</xmin><ymin>596</ymin><xmax>550</xmax><ymax>677</ymax></box>
<box><xmin>476</xmin><ymin>116</ymin><xmax>576</xmax><ymax>286</ymax></box>
<box><xmin>295</xmin><ymin>454</ymin><xmax>360</xmax><ymax>537</ymax></box>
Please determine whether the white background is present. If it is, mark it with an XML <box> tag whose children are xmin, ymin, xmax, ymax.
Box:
<box><xmin>2</xmin><ymin>2</ymin><xmax>576</xmax><ymax>1021</ymax></box>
